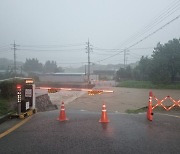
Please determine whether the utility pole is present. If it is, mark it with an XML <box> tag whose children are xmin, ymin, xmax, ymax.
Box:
<box><xmin>126</xmin><ymin>57</ymin><xmax>128</xmax><ymax>66</ymax></box>
<box><xmin>11</xmin><ymin>41</ymin><xmax>19</xmax><ymax>77</ymax></box>
<box><xmin>20</xmin><ymin>66</ymin><xmax>22</xmax><ymax>75</ymax></box>
<box><xmin>86</xmin><ymin>39</ymin><xmax>92</xmax><ymax>84</ymax></box>
<box><xmin>124</xmin><ymin>49</ymin><xmax>129</xmax><ymax>68</ymax></box>
<box><xmin>124</xmin><ymin>49</ymin><xmax>126</xmax><ymax>68</ymax></box>
<box><xmin>85</xmin><ymin>64</ymin><xmax>87</xmax><ymax>75</ymax></box>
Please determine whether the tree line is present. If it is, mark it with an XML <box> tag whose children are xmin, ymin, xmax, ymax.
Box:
<box><xmin>23</xmin><ymin>59</ymin><xmax>64</xmax><ymax>73</ymax></box>
<box><xmin>116</xmin><ymin>38</ymin><xmax>180</xmax><ymax>84</ymax></box>
<box><xmin>0</xmin><ymin>59</ymin><xmax>64</xmax><ymax>80</ymax></box>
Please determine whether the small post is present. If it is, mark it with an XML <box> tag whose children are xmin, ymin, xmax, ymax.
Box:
<box><xmin>147</xmin><ymin>91</ymin><xmax>153</xmax><ymax>121</ymax></box>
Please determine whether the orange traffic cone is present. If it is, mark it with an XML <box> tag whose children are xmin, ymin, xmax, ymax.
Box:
<box><xmin>99</xmin><ymin>104</ymin><xmax>109</xmax><ymax>123</ymax></box>
<box><xmin>57</xmin><ymin>101</ymin><xmax>68</xmax><ymax>121</ymax></box>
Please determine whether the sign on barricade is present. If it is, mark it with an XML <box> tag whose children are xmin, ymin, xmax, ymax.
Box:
<box><xmin>147</xmin><ymin>91</ymin><xmax>180</xmax><ymax>121</ymax></box>
<box><xmin>48</xmin><ymin>88</ymin><xmax>60</xmax><ymax>93</ymax></box>
<box><xmin>88</xmin><ymin>90</ymin><xmax>103</xmax><ymax>95</ymax></box>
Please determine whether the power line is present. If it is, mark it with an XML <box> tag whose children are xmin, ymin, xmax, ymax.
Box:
<box><xmin>119</xmin><ymin>0</ymin><xmax>180</xmax><ymax>48</ymax></box>
<box><xmin>123</xmin><ymin>6</ymin><xmax>180</xmax><ymax>48</ymax></box>
<box><xmin>0</xmin><ymin>45</ymin><xmax>10</xmax><ymax>49</ymax></box>
<box><xmin>20</xmin><ymin>43</ymin><xmax>85</xmax><ymax>48</ymax></box>
<box><xmin>95</xmin><ymin>50</ymin><xmax>124</xmax><ymax>63</ymax></box>
<box><xmin>92</xmin><ymin>52</ymin><xmax>123</xmax><ymax>56</ymax></box>
<box><xmin>128</xmin><ymin>47</ymin><xmax>154</xmax><ymax>50</ymax></box>
<box><xmin>18</xmin><ymin>48</ymin><xmax>85</xmax><ymax>52</ymax></box>
<box><xmin>93</xmin><ymin>47</ymin><xmax>154</xmax><ymax>53</ymax></box>
<box><xmin>128</xmin><ymin>14</ymin><xmax>180</xmax><ymax>49</ymax></box>
<box><xmin>0</xmin><ymin>50</ymin><xmax>11</xmax><ymax>53</ymax></box>
<box><xmin>94</xmin><ymin>14</ymin><xmax>180</xmax><ymax>63</ymax></box>
<box><xmin>129</xmin><ymin>52</ymin><xmax>144</xmax><ymax>57</ymax></box>
<box><xmin>93</xmin><ymin>47</ymin><xmax>121</xmax><ymax>51</ymax></box>
<box><xmin>57</xmin><ymin>62</ymin><xmax>87</xmax><ymax>64</ymax></box>
<box><xmin>124</xmin><ymin>49</ymin><xmax>130</xmax><ymax>67</ymax></box>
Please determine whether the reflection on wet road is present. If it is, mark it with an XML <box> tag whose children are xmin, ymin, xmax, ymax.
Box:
<box><xmin>0</xmin><ymin>110</ymin><xmax>180</xmax><ymax>154</ymax></box>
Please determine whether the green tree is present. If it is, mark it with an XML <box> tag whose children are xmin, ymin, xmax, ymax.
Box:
<box><xmin>133</xmin><ymin>56</ymin><xmax>152</xmax><ymax>81</ymax></box>
<box><xmin>116</xmin><ymin>65</ymin><xmax>133</xmax><ymax>81</ymax></box>
<box><xmin>23</xmin><ymin>58</ymin><xmax>43</xmax><ymax>73</ymax></box>
<box><xmin>57</xmin><ymin>66</ymin><xmax>64</xmax><ymax>73</ymax></box>
<box><xmin>150</xmin><ymin>39</ymin><xmax>180</xmax><ymax>83</ymax></box>
<box><xmin>44</xmin><ymin>60</ymin><xmax>58</xmax><ymax>73</ymax></box>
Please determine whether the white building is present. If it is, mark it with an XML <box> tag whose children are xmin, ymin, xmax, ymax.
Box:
<box><xmin>39</xmin><ymin>73</ymin><xmax>88</xmax><ymax>83</ymax></box>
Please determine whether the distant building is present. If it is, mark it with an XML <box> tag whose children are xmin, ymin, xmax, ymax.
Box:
<box><xmin>93</xmin><ymin>70</ymin><xmax>116</xmax><ymax>80</ymax></box>
<box><xmin>38</xmin><ymin>73</ymin><xmax>88</xmax><ymax>83</ymax></box>
<box><xmin>0</xmin><ymin>70</ymin><xmax>6</xmax><ymax>75</ymax></box>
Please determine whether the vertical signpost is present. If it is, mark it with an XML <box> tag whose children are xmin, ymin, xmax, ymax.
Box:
<box><xmin>24</xmin><ymin>79</ymin><xmax>35</xmax><ymax>110</ymax></box>
<box><xmin>16</xmin><ymin>85</ymin><xmax>22</xmax><ymax>114</ymax></box>
<box><xmin>15</xmin><ymin>78</ymin><xmax>36</xmax><ymax>118</ymax></box>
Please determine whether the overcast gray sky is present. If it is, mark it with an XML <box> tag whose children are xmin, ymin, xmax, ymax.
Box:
<box><xmin>0</xmin><ymin>0</ymin><xmax>180</xmax><ymax>67</ymax></box>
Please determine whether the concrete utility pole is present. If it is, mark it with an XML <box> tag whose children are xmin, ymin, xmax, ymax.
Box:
<box><xmin>124</xmin><ymin>50</ymin><xmax>126</xmax><ymax>68</ymax></box>
<box><xmin>124</xmin><ymin>49</ymin><xmax>129</xmax><ymax>68</ymax></box>
<box><xmin>11</xmin><ymin>41</ymin><xmax>19</xmax><ymax>77</ymax></box>
<box><xmin>85</xmin><ymin>64</ymin><xmax>87</xmax><ymax>75</ymax></box>
<box><xmin>86</xmin><ymin>39</ymin><xmax>92</xmax><ymax>84</ymax></box>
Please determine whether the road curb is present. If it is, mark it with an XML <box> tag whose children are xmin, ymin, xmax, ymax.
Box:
<box><xmin>0</xmin><ymin>116</ymin><xmax>32</xmax><ymax>139</ymax></box>
<box><xmin>0</xmin><ymin>113</ymin><xmax>11</xmax><ymax>125</ymax></box>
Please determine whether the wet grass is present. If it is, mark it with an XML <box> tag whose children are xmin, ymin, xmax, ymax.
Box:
<box><xmin>0</xmin><ymin>97</ymin><xmax>16</xmax><ymax>116</ymax></box>
<box><xmin>126</xmin><ymin>107</ymin><xmax>147</xmax><ymax>114</ymax></box>
<box><xmin>117</xmin><ymin>80</ymin><xmax>180</xmax><ymax>89</ymax></box>
<box><xmin>0</xmin><ymin>97</ymin><xmax>10</xmax><ymax>116</ymax></box>
<box><xmin>126</xmin><ymin>106</ymin><xmax>180</xmax><ymax>114</ymax></box>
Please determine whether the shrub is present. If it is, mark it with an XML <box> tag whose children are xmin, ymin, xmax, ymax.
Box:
<box><xmin>0</xmin><ymin>79</ymin><xmax>24</xmax><ymax>99</ymax></box>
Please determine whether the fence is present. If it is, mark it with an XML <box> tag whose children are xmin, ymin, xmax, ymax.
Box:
<box><xmin>147</xmin><ymin>91</ymin><xmax>180</xmax><ymax>121</ymax></box>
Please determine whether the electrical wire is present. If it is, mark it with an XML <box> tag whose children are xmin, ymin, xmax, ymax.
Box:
<box><xmin>119</xmin><ymin>0</ymin><xmax>180</xmax><ymax>48</ymax></box>
<box><xmin>95</xmin><ymin>50</ymin><xmax>124</xmax><ymax>63</ymax></box>
<box><xmin>92</xmin><ymin>53</ymin><xmax>123</xmax><ymax>56</ymax></box>
<box><xmin>0</xmin><ymin>50</ymin><xmax>12</xmax><ymax>53</ymax></box>
<box><xmin>128</xmin><ymin>14</ymin><xmax>180</xmax><ymax>49</ymax></box>
<box><xmin>122</xmin><ymin>7</ymin><xmax>180</xmax><ymax>48</ymax></box>
<box><xmin>93</xmin><ymin>14</ymin><xmax>180</xmax><ymax>63</ymax></box>
<box><xmin>57</xmin><ymin>62</ymin><xmax>87</xmax><ymax>65</ymax></box>
<box><xmin>93</xmin><ymin>47</ymin><xmax>153</xmax><ymax>52</ymax></box>
<box><xmin>20</xmin><ymin>43</ymin><xmax>85</xmax><ymax>48</ymax></box>
<box><xmin>17</xmin><ymin>48</ymin><xmax>85</xmax><ymax>52</ymax></box>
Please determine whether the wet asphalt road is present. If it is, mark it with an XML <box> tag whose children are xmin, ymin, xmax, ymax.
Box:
<box><xmin>0</xmin><ymin>110</ymin><xmax>180</xmax><ymax>154</ymax></box>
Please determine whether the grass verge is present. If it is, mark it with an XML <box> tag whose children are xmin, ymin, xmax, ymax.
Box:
<box><xmin>117</xmin><ymin>80</ymin><xmax>180</xmax><ymax>89</ymax></box>
<box><xmin>126</xmin><ymin>107</ymin><xmax>147</xmax><ymax>114</ymax></box>
<box><xmin>126</xmin><ymin>106</ymin><xmax>180</xmax><ymax>114</ymax></box>
<box><xmin>0</xmin><ymin>97</ymin><xmax>11</xmax><ymax>116</ymax></box>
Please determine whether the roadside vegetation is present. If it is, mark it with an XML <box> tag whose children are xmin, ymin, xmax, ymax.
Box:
<box><xmin>116</xmin><ymin>38</ymin><xmax>180</xmax><ymax>89</ymax></box>
<box><xmin>0</xmin><ymin>79</ymin><xmax>21</xmax><ymax>116</ymax></box>
<box><xmin>0</xmin><ymin>59</ymin><xmax>64</xmax><ymax>80</ymax></box>
<box><xmin>117</xmin><ymin>80</ymin><xmax>180</xmax><ymax>89</ymax></box>
<box><xmin>0</xmin><ymin>97</ymin><xmax>12</xmax><ymax>116</ymax></box>
<box><xmin>126</xmin><ymin>106</ymin><xmax>180</xmax><ymax>114</ymax></box>
<box><xmin>126</xmin><ymin>107</ymin><xmax>147</xmax><ymax>114</ymax></box>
